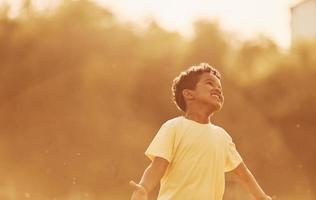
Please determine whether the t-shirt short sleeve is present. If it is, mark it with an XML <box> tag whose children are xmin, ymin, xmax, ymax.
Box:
<box><xmin>224</xmin><ymin>134</ymin><xmax>243</xmax><ymax>172</ymax></box>
<box><xmin>145</xmin><ymin>121</ymin><xmax>175</xmax><ymax>163</ymax></box>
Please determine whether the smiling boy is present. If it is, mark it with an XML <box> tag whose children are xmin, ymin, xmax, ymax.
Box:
<box><xmin>129</xmin><ymin>63</ymin><xmax>272</xmax><ymax>200</ymax></box>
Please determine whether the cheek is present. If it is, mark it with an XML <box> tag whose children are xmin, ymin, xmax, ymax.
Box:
<box><xmin>202</xmin><ymin>86</ymin><xmax>211</xmax><ymax>92</ymax></box>
<box><xmin>198</xmin><ymin>89</ymin><xmax>210</xmax><ymax>98</ymax></box>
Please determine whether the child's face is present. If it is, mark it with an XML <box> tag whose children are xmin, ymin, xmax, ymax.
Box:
<box><xmin>191</xmin><ymin>72</ymin><xmax>224</xmax><ymax>111</ymax></box>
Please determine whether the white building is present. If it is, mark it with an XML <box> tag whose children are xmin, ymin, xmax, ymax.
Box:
<box><xmin>291</xmin><ymin>0</ymin><xmax>316</xmax><ymax>41</ymax></box>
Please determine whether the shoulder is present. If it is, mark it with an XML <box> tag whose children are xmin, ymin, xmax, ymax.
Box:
<box><xmin>154</xmin><ymin>117</ymin><xmax>183</xmax><ymax>138</ymax></box>
<box><xmin>211</xmin><ymin>125</ymin><xmax>233</xmax><ymax>141</ymax></box>
<box><xmin>161</xmin><ymin>116</ymin><xmax>184</xmax><ymax>128</ymax></box>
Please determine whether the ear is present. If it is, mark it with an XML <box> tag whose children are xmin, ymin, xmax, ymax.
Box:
<box><xmin>182</xmin><ymin>89</ymin><xmax>194</xmax><ymax>100</ymax></box>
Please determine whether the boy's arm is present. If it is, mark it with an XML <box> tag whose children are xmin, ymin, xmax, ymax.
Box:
<box><xmin>129</xmin><ymin>156</ymin><xmax>169</xmax><ymax>200</ymax></box>
<box><xmin>232</xmin><ymin>162</ymin><xmax>272</xmax><ymax>200</ymax></box>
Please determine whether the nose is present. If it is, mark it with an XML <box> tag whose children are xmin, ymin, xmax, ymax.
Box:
<box><xmin>213</xmin><ymin>87</ymin><xmax>222</xmax><ymax>94</ymax></box>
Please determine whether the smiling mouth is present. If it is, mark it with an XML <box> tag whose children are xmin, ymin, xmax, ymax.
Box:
<box><xmin>211</xmin><ymin>93</ymin><xmax>222</xmax><ymax>102</ymax></box>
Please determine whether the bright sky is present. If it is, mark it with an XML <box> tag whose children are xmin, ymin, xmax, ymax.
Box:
<box><xmin>1</xmin><ymin>0</ymin><xmax>299</xmax><ymax>48</ymax></box>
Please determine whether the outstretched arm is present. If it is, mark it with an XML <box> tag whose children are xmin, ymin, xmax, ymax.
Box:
<box><xmin>232</xmin><ymin>162</ymin><xmax>272</xmax><ymax>200</ymax></box>
<box><xmin>129</xmin><ymin>157</ymin><xmax>169</xmax><ymax>200</ymax></box>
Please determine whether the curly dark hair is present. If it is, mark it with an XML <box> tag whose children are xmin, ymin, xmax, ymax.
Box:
<box><xmin>171</xmin><ymin>63</ymin><xmax>221</xmax><ymax>112</ymax></box>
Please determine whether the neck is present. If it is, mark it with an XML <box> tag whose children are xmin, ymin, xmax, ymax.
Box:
<box><xmin>184</xmin><ymin>108</ymin><xmax>213</xmax><ymax>124</ymax></box>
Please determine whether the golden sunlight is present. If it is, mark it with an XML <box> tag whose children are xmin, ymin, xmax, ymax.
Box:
<box><xmin>1</xmin><ymin>0</ymin><xmax>297</xmax><ymax>47</ymax></box>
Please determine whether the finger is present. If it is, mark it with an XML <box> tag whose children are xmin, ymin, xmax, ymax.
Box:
<box><xmin>129</xmin><ymin>180</ymin><xmax>138</xmax><ymax>189</ymax></box>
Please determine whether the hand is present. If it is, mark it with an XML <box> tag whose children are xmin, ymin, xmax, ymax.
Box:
<box><xmin>129</xmin><ymin>180</ymin><xmax>148</xmax><ymax>200</ymax></box>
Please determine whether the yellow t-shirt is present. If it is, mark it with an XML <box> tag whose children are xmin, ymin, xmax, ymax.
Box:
<box><xmin>145</xmin><ymin>116</ymin><xmax>243</xmax><ymax>200</ymax></box>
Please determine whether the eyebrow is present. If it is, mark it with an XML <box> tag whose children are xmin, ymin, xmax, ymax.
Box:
<box><xmin>204</xmin><ymin>78</ymin><xmax>216</xmax><ymax>82</ymax></box>
<box><xmin>204</xmin><ymin>78</ymin><xmax>222</xmax><ymax>87</ymax></box>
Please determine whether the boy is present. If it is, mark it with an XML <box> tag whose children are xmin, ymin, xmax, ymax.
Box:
<box><xmin>129</xmin><ymin>63</ymin><xmax>272</xmax><ymax>200</ymax></box>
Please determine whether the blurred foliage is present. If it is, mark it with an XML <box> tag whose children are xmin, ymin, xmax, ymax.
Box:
<box><xmin>0</xmin><ymin>0</ymin><xmax>315</xmax><ymax>199</ymax></box>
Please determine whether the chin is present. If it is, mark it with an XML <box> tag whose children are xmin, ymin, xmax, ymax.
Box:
<box><xmin>214</xmin><ymin>105</ymin><xmax>222</xmax><ymax>112</ymax></box>
<box><xmin>208</xmin><ymin>103</ymin><xmax>222</xmax><ymax>113</ymax></box>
